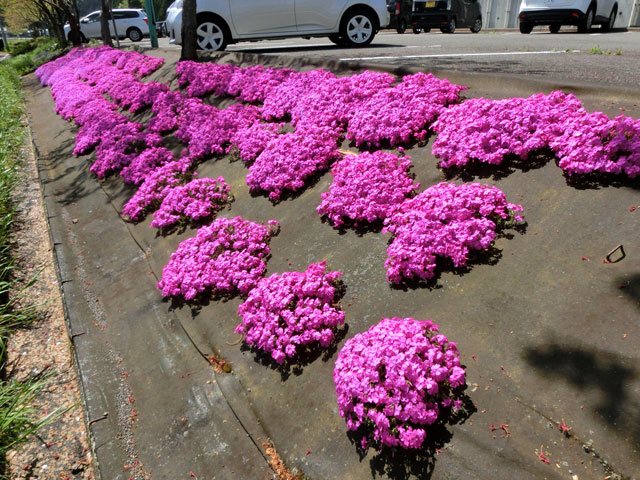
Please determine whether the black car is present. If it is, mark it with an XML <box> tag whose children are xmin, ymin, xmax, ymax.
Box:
<box><xmin>411</xmin><ymin>0</ymin><xmax>483</xmax><ymax>33</ymax></box>
<box><xmin>387</xmin><ymin>0</ymin><xmax>419</xmax><ymax>33</ymax></box>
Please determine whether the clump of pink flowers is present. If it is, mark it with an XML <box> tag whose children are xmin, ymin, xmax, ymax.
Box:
<box><xmin>228</xmin><ymin>121</ymin><xmax>284</xmax><ymax>165</ymax></box>
<box><xmin>150</xmin><ymin>177</ymin><xmax>232</xmax><ymax>229</ymax></box>
<box><xmin>122</xmin><ymin>155</ymin><xmax>194</xmax><ymax>221</ymax></box>
<box><xmin>431</xmin><ymin>92</ymin><xmax>583</xmax><ymax>168</ymax></box>
<box><xmin>317</xmin><ymin>151</ymin><xmax>419</xmax><ymax>227</ymax></box>
<box><xmin>120</xmin><ymin>147</ymin><xmax>175</xmax><ymax>185</ymax></box>
<box><xmin>235</xmin><ymin>261</ymin><xmax>345</xmax><ymax>364</ymax></box>
<box><xmin>246</xmin><ymin>126</ymin><xmax>340</xmax><ymax>201</ymax></box>
<box><xmin>157</xmin><ymin>217</ymin><xmax>280</xmax><ymax>300</ymax></box>
<box><xmin>334</xmin><ymin>317</ymin><xmax>466</xmax><ymax>449</ymax></box>
<box><xmin>383</xmin><ymin>182</ymin><xmax>524</xmax><ymax>284</ymax></box>
<box><xmin>347</xmin><ymin>72</ymin><xmax>466</xmax><ymax>147</ymax></box>
<box><xmin>176</xmin><ymin>60</ymin><xmax>236</xmax><ymax>97</ymax></box>
<box><xmin>550</xmin><ymin>112</ymin><xmax>640</xmax><ymax>178</ymax></box>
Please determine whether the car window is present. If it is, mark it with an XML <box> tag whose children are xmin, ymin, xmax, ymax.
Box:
<box><xmin>86</xmin><ymin>12</ymin><xmax>100</xmax><ymax>22</ymax></box>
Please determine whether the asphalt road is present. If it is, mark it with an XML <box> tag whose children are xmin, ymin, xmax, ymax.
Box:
<box><xmin>131</xmin><ymin>28</ymin><xmax>640</xmax><ymax>91</ymax></box>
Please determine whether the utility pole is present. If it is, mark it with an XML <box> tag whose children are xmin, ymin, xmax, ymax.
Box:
<box><xmin>144</xmin><ymin>0</ymin><xmax>159</xmax><ymax>48</ymax></box>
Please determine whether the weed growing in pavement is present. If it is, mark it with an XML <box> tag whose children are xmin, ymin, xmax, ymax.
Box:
<box><xmin>590</xmin><ymin>45</ymin><xmax>612</xmax><ymax>55</ymax></box>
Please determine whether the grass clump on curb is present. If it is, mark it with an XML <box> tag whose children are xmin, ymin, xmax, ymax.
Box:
<box><xmin>0</xmin><ymin>63</ymin><xmax>58</xmax><ymax>477</ymax></box>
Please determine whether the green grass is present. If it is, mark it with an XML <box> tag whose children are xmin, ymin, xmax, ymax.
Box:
<box><xmin>4</xmin><ymin>37</ymin><xmax>63</xmax><ymax>76</ymax></box>
<box><xmin>0</xmin><ymin>63</ymin><xmax>61</xmax><ymax>477</ymax></box>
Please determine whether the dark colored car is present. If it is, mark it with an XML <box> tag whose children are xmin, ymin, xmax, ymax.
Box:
<box><xmin>411</xmin><ymin>0</ymin><xmax>483</xmax><ymax>33</ymax></box>
<box><xmin>387</xmin><ymin>0</ymin><xmax>418</xmax><ymax>33</ymax></box>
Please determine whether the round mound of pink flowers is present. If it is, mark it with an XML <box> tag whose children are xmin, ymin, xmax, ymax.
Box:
<box><xmin>334</xmin><ymin>317</ymin><xmax>466</xmax><ymax>450</ymax></box>
<box><xmin>317</xmin><ymin>151</ymin><xmax>419</xmax><ymax>227</ymax></box>
<box><xmin>150</xmin><ymin>177</ymin><xmax>233</xmax><ymax>229</ymax></box>
<box><xmin>383</xmin><ymin>182</ymin><xmax>524</xmax><ymax>284</ymax></box>
<box><xmin>235</xmin><ymin>261</ymin><xmax>345</xmax><ymax>365</ymax></box>
<box><xmin>158</xmin><ymin>217</ymin><xmax>280</xmax><ymax>300</ymax></box>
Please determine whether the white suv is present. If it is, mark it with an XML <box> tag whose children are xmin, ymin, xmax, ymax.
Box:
<box><xmin>165</xmin><ymin>0</ymin><xmax>390</xmax><ymax>51</ymax></box>
<box><xmin>518</xmin><ymin>0</ymin><xmax>618</xmax><ymax>33</ymax></box>
<box><xmin>65</xmin><ymin>9</ymin><xmax>150</xmax><ymax>42</ymax></box>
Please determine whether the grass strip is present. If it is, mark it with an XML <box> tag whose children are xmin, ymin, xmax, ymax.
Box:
<box><xmin>0</xmin><ymin>61</ymin><xmax>62</xmax><ymax>477</ymax></box>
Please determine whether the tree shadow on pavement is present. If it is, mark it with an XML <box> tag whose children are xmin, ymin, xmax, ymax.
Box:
<box><xmin>523</xmin><ymin>342</ymin><xmax>640</xmax><ymax>447</ymax></box>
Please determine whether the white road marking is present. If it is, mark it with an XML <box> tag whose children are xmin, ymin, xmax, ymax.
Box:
<box><xmin>339</xmin><ymin>50</ymin><xmax>580</xmax><ymax>61</ymax></box>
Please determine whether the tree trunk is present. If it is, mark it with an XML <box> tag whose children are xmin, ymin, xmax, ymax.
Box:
<box><xmin>100</xmin><ymin>0</ymin><xmax>113</xmax><ymax>46</ymax></box>
<box><xmin>180</xmin><ymin>0</ymin><xmax>197</xmax><ymax>60</ymax></box>
<box><xmin>59</xmin><ymin>2</ymin><xmax>83</xmax><ymax>46</ymax></box>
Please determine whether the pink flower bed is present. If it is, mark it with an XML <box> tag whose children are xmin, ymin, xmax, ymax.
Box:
<box><xmin>229</xmin><ymin>121</ymin><xmax>284</xmax><ymax>165</ymax></box>
<box><xmin>290</xmin><ymin>71</ymin><xmax>395</xmax><ymax>131</ymax></box>
<box><xmin>174</xmin><ymin>101</ymin><xmax>262</xmax><ymax>159</ymax></box>
<box><xmin>246</xmin><ymin>126</ymin><xmax>340</xmax><ymax>201</ymax></box>
<box><xmin>551</xmin><ymin>112</ymin><xmax>640</xmax><ymax>178</ymax></box>
<box><xmin>261</xmin><ymin>69</ymin><xmax>336</xmax><ymax>121</ymax></box>
<box><xmin>431</xmin><ymin>92</ymin><xmax>583</xmax><ymax>168</ymax></box>
<box><xmin>347</xmin><ymin>72</ymin><xmax>466</xmax><ymax>147</ymax></box>
<box><xmin>383</xmin><ymin>182</ymin><xmax>524</xmax><ymax>284</ymax></box>
<box><xmin>176</xmin><ymin>61</ymin><xmax>236</xmax><ymax>97</ymax></box>
<box><xmin>122</xmin><ymin>155</ymin><xmax>194</xmax><ymax>221</ymax></box>
<box><xmin>150</xmin><ymin>177</ymin><xmax>232</xmax><ymax>229</ymax></box>
<box><xmin>120</xmin><ymin>147</ymin><xmax>175</xmax><ymax>185</ymax></box>
<box><xmin>317</xmin><ymin>151</ymin><xmax>419</xmax><ymax>227</ymax></box>
<box><xmin>235</xmin><ymin>261</ymin><xmax>345</xmax><ymax>364</ymax></box>
<box><xmin>157</xmin><ymin>217</ymin><xmax>280</xmax><ymax>299</ymax></box>
<box><xmin>227</xmin><ymin>64</ymin><xmax>294</xmax><ymax>103</ymax></box>
<box><xmin>334</xmin><ymin>317</ymin><xmax>466</xmax><ymax>449</ymax></box>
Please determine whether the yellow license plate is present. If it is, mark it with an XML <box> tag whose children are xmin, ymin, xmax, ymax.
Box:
<box><xmin>425</xmin><ymin>1</ymin><xmax>436</xmax><ymax>7</ymax></box>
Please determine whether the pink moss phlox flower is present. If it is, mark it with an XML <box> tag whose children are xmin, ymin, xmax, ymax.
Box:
<box><xmin>120</xmin><ymin>147</ymin><xmax>175</xmax><ymax>185</ymax></box>
<box><xmin>246</xmin><ymin>126</ymin><xmax>341</xmax><ymax>201</ymax></box>
<box><xmin>432</xmin><ymin>91</ymin><xmax>583</xmax><ymax>168</ymax></box>
<box><xmin>235</xmin><ymin>261</ymin><xmax>345</xmax><ymax>365</ymax></box>
<box><xmin>347</xmin><ymin>72</ymin><xmax>466</xmax><ymax>147</ymax></box>
<box><xmin>176</xmin><ymin>60</ymin><xmax>237</xmax><ymax>97</ymax></box>
<box><xmin>382</xmin><ymin>182</ymin><xmax>524</xmax><ymax>284</ymax></box>
<box><xmin>229</xmin><ymin>121</ymin><xmax>285</xmax><ymax>165</ymax></box>
<box><xmin>175</xmin><ymin>101</ymin><xmax>262</xmax><ymax>158</ymax></box>
<box><xmin>550</xmin><ymin>112</ymin><xmax>640</xmax><ymax>178</ymax></box>
<box><xmin>227</xmin><ymin>64</ymin><xmax>295</xmax><ymax>103</ymax></box>
<box><xmin>290</xmin><ymin>70</ymin><xmax>396</xmax><ymax>131</ymax></box>
<box><xmin>157</xmin><ymin>217</ymin><xmax>280</xmax><ymax>299</ymax></box>
<box><xmin>317</xmin><ymin>151</ymin><xmax>420</xmax><ymax>227</ymax></box>
<box><xmin>122</xmin><ymin>155</ymin><xmax>195</xmax><ymax>221</ymax></box>
<box><xmin>89</xmin><ymin>125</ymin><xmax>162</xmax><ymax>178</ymax></box>
<box><xmin>334</xmin><ymin>317</ymin><xmax>466</xmax><ymax>449</ymax></box>
<box><xmin>148</xmin><ymin>90</ymin><xmax>186</xmax><ymax>134</ymax></box>
<box><xmin>150</xmin><ymin>177</ymin><xmax>233</xmax><ymax>229</ymax></box>
<box><xmin>261</xmin><ymin>69</ymin><xmax>336</xmax><ymax>121</ymax></box>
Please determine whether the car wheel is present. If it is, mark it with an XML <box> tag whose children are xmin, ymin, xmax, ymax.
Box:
<box><xmin>340</xmin><ymin>10</ymin><xmax>376</xmax><ymax>47</ymax></box>
<box><xmin>397</xmin><ymin>19</ymin><xmax>407</xmax><ymax>34</ymax></box>
<box><xmin>441</xmin><ymin>17</ymin><xmax>455</xmax><ymax>34</ymax></box>
<box><xmin>470</xmin><ymin>16</ymin><xmax>482</xmax><ymax>33</ymax></box>
<box><xmin>602</xmin><ymin>5</ymin><xmax>617</xmax><ymax>31</ymax></box>
<box><xmin>578</xmin><ymin>7</ymin><xmax>594</xmax><ymax>33</ymax></box>
<box><xmin>196</xmin><ymin>15</ymin><xmax>228</xmax><ymax>51</ymax></box>
<box><xmin>549</xmin><ymin>23</ymin><xmax>561</xmax><ymax>33</ymax></box>
<box><xmin>519</xmin><ymin>21</ymin><xmax>533</xmax><ymax>34</ymax></box>
<box><xmin>413</xmin><ymin>27</ymin><xmax>422</xmax><ymax>34</ymax></box>
<box><xmin>328</xmin><ymin>34</ymin><xmax>348</xmax><ymax>47</ymax></box>
<box><xmin>127</xmin><ymin>27</ymin><xmax>143</xmax><ymax>42</ymax></box>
